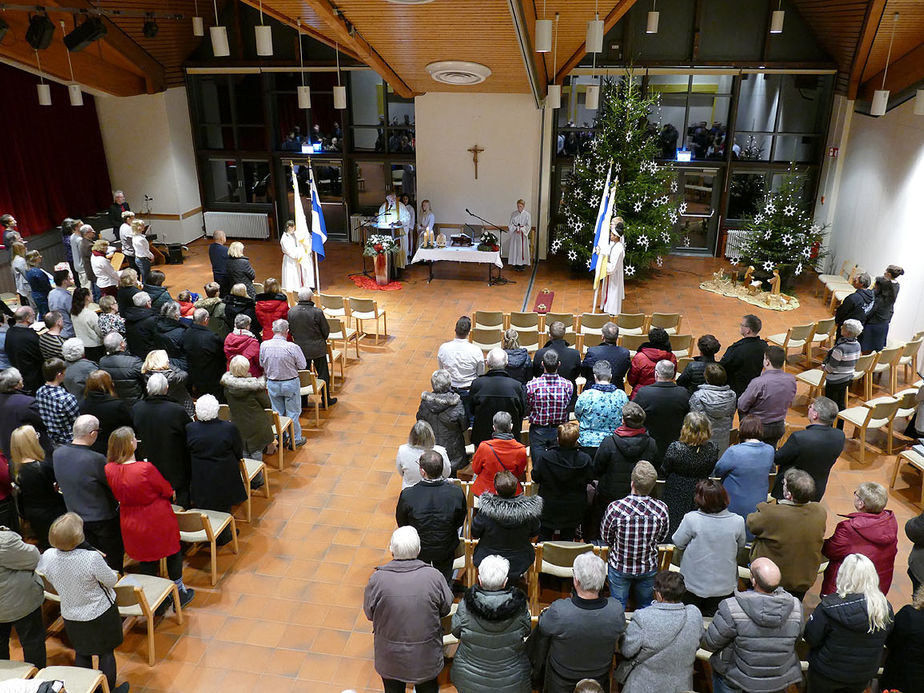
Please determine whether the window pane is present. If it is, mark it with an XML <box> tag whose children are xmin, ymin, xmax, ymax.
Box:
<box><xmin>200</xmin><ymin>125</ymin><xmax>234</xmax><ymax>150</ymax></box>
<box><xmin>198</xmin><ymin>77</ymin><xmax>232</xmax><ymax>124</ymax></box>
<box><xmin>687</xmin><ymin>95</ymin><xmax>730</xmax><ymax>160</ymax></box>
<box><xmin>691</xmin><ymin>74</ymin><xmax>734</xmax><ymax>93</ymax></box>
<box><xmin>390</xmin><ymin>164</ymin><xmax>416</xmax><ymax>199</ymax></box>
<box><xmin>354</xmin><ymin>160</ymin><xmax>387</xmax><ymax>209</ymax></box>
<box><xmin>241</xmin><ymin>160</ymin><xmax>271</xmax><ymax>204</ymax></box>
<box><xmin>653</xmin><ymin>93</ymin><xmax>687</xmax><ymax>155</ymax></box>
<box><xmin>773</xmin><ymin>135</ymin><xmax>819</xmax><ymax>163</ymax></box>
<box><xmin>736</xmin><ymin>74</ymin><xmax>779</xmax><ymax>132</ymax></box>
<box><xmin>777</xmin><ymin>74</ymin><xmax>830</xmax><ymax>134</ymax></box>
<box><xmin>732</xmin><ymin>133</ymin><xmax>772</xmax><ymax>161</ymax></box>
<box><xmin>204</xmin><ymin>159</ymin><xmax>240</xmax><ymax>203</ymax></box>
<box><xmin>350</xmin><ymin>126</ymin><xmax>382</xmax><ymax>152</ymax></box>
<box><xmin>232</xmin><ymin>74</ymin><xmax>264</xmax><ymax>125</ymax></box>
<box><xmin>727</xmin><ymin>172</ymin><xmax>766</xmax><ymax>219</ymax></box>
<box><xmin>386</xmin><ymin>129</ymin><xmax>415</xmax><ymax>153</ymax></box>
<box><xmin>238</xmin><ymin>126</ymin><xmax>265</xmax><ymax>151</ymax></box>
<box><xmin>274</xmin><ymin>72</ymin><xmax>309</xmax><ymax>151</ymax></box>
<box><xmin>350</xmin><ymin>71</ymin><xmax>384</xmax><ymax>126</ymax></box>
<box><xmin>313</xmin><ymin>162</ymin><xmax>344</xmax><ymax>201</ymax></box>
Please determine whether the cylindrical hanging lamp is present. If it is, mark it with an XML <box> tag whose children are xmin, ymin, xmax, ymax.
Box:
<box><xmin>192</xmin><ymin>0</ymin><xmax>204</xmax><ymax>36</ymax></box>
<box><xmin>255</xmin><ymin>1</ymin><xmax>272</xmax><ymax>56</ymax></box>
<box><xmin>37</xmin><ymin>83</ymin><xmax>52</xmax><ymax>106</ymax></box>
<box><xmin>210</xmin><ymin>0</ymin><xmax>229</xmax><ymax>56</ymax></box>
<box><xmin>585</xmin><ymin>84</ymin><xmax>599</xmax><ymax>110</ymax></box>
<box><xmin>535</xmin><ymin>19</ymin><xmax>552</xmax><ymax>52</ymax></box>
<box><xmin>296</xmin><ymin>20</ymin><xmax>310</xmax><ymax>110</ymax></box>
<box><xmin>333</xmin><ymin>43</ymin><xmax>346</xmax><ymax>109</ymax></box>
<box><xmin>68</xmin><ymin>84</ymin><xmax>84</xmax><ymax>107</ymax></box>
<box><xmin>770</xmin><ymin>10</ymin><xmax>784</xmax><ymax>33</ymax></box>
<box><xmin>298</xmin><ymin>85</ymin><xmax>312</xmax><ymax>109</ymax></box>
<box><xmin>547</xmin><ymin>84</ymin><xmax>561</xmax><ymax>110</ymax></box>
<box><xmin>586</xmin><ymin>16</ymin><xmax>604</xmax><ymax>53</ymax></box>
<box><xmin>871</xmin><ymin>13</ymin><xmax>900</xmax><ymax>117</ymax></box>
<box><xmin>647</xmin><ymin>0</ymin><xmax>660</xmax><ymax>35</ymax></box>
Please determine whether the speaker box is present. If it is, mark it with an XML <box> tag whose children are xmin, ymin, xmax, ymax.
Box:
<box><xmin>64</xmin><ymin>17</ymin><xmax>107</xmax><ymax>52</ymax></box>
<box><xmin>167</xmin><ymin>244</ymin><xmax>184</xmax><ymax>265</ymax></box>
<box><xmin>26</xmin><ymin>15</ymin><xmax>55</xmax><ymax>50</ymax></box>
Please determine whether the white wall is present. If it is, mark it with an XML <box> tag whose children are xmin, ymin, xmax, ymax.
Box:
<box><xmin>828</xmin><ymin>98</ymin><xmax>924</xmax><ymax>342</ymax></box>
<box><xmin>95</xmin><ymin>87</ymin><xmax>203</xmax><ymax>244</ymax></box>
<box><xmin>415</xmin><ymin>92</ymin><xmax>545</xmax><ymax>258</ymax></box>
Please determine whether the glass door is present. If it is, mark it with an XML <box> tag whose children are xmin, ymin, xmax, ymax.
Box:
<box><xmin>672</xmin><ymin>168</ymin><xmax>722</xmax><ymax>254</ymax></box>
<box><xmin>276</xmin><ymin>157</ymin><xmax>349</xmax><ymax>242</ymax></box>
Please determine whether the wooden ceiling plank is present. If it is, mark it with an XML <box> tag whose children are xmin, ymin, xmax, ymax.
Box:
<box><xmin>858</xmin><ymin>40</ymin><xmax>924</xmax><ymax>98</ymax></box>
<box><xmin>846</xmin><ymin>0</ymin><xmax>888</xmax><ymax>99</ymax></box>
<box><xmin>554</xmin><ymin>0</ymin><xmax>639</xmax><ymax>84</ymax></box>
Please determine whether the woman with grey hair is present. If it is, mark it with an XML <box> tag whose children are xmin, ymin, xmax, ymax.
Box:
<box><xmin>395</xmin><ymin>420</ymin><xmax>450</xmax><ymax>488</ymax></box>
<box><xmin>502</xmin><ymin>329</ymin><xmax>531</xmax><ymax>384</ymax></box>
<box><xmin>823</xmin><ymin>318</ymin><xmax>863</xmax><ymax>424</ymax></box>
<box><xmin>416</xmin><ymin>369</ymin><xmax>467</xmax><ymax>474</ymax></box>
<box><xmin>451</xmin><ymin>554</ymin><xmax>532</xmax><ymax>693</ymax></box>
<box><xmin>141</xmin><ymin>349</ymin><xmax>193</xmax><ymax>416</ymax></box>
<box><xmin>221</xmin><ymin>355</ymin><xmax>277</xmax><ymax>462</ymax></box>
<box><xmin>185</xmin><ymin>394</ymin><xmax>246</xmax><ymax>545</ymax></box>
<box><xmin>223</xmin><ymin>312</ymin><xmax>262</xmax><ymax>377</ymax></box>
<box><xmin>574</xmin><ymin>359</ymin><xmax>628</xmax><ymax>458</ymax></box>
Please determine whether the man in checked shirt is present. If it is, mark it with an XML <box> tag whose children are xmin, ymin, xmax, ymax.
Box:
<box><xmin>600</xmin><ymin>460</ymin><xmax>669</xmax><ymax>609</ymax></box>
<box><xmin>525</xmin><ymin>350</ymin><xmax>573</xmax><ymax>463</ymax></box>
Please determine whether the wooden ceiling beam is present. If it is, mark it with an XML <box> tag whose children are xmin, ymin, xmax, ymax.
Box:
<box><xmin>846</xmin><ymin>0</ymin><xmax>888</xmax><ymax>99</ymax></box>
<box><xmin>554</xmin><ymin>0</ymin><xmax>638</xmax><ymax>84</ymax></box>
<box><xmin>0</xmin><ymin>45</ymin><xmax>148</xmax><ymax>97</ymax></box>
<box><xmin>857</xmin><ymin>40</ymin><xmax>924</xmax><ymax>99</ymax></box>
<box><xmin>297</xmin><ymin>0</ymin><xmax>417</xmax><ymax>98</ymax></box>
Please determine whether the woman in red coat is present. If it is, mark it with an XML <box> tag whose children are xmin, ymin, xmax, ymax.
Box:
<box><xmin>821</xmin><ymin>481</ymin><xmax>898</xmax><ymax>595</ymax></box>
<box><xmin>254</xmin><ymin>277</ymin><xmax>290</xmax><ymax>341</ymax></box>
<box><xmin>104</xmin><ymin>426</ymin><xmax>194</xmax><ymax>608</ymax></box>
<box><xmin>627</xmin><ymin>327</ymin><xmax>677</xmax><ymax>397</ymax></box>
<box><xmin>471</xmin><ymin>413</ymin><xmax>528</xmax><ymax>497</ymax></box>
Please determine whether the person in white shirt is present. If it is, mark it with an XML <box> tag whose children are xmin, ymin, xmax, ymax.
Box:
<box><xmin>400</xmin><ymin>194</ymin><xmax>416</xmax><ymax>255</ymax></box>
<box><xmin>507</xmin><ymin>199</ymin><xmax>531</xmax><ymax>271</ymax></box>
<box><xmin>376</xmin><ymin>193</ymin><xmax>410</xmax><ymax>269</ymax></box>
<box><xmin>436</xmin><ymin>316</ymin><xmax>485</xmax><ymax>423</ymax></box>
<box><xmin>131</xmin><ymin>219</ymin><xmax>154</xmax><ymax>285</ymax></box>
<box><xmin>599</xmin><ymin>217</ymin><xmax>626</xmax><ymax>315</ymax></box>
<box><xmin>417</xmin><ymin>199</ymin><xmax>436</xmax><ymax>248</ymax></box>
<box><xmin>90</xmin><ymin>239</ymin><xmax>120</xmax><ymax>298</ymax></box>
<box><xmin>118</xmin><ymin>211</ymin><xmax>135</xmax><ymax>262</ymax></box>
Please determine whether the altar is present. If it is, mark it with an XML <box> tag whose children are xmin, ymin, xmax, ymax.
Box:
<box><xmin>410</xmin><ymin>246</ymin><xmax>505</xmax><ymax>285</ymax></box>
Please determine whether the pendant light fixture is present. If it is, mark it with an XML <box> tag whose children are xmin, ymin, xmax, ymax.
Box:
<box><xmin>255</xmin><ymin>0</ymin><xmax>272</xmax><ymax>56</ymax></box>
<box><xmin>60</xmin><ymin>21</ymin><xmax>83</xmax><ymax>106</ymax></box>
<box><xmin>34</xmin><ymin>50</ymin><xmax>51</xmax><ymax>106</ymax></box>
<box><xmin>333</xmin><ymin>42</ymin><xmax>346</xmax><ymax>109</ymax></box>
<box><xmin>192</xmin><ymin>0</ymin><xmax>204</xmax><ymax>36</ymax></box>
<box><xmin>535</xmin><ymin>0</ymin><xmax>551</xmax><ymax>53</ymax></box>
<box><xmin>210</xmin><ymin>0</ymin><xmax>230</xmax><ymax>57</ymax></box>
<box><xmin>547</xmin><ymin>13</ymin><xmax>561</xmax><ymax>109</ymax></box>
<box><xmin>647</xmin><ymin>0</ymin><xmax>659</xmax><ymax>34</ymax></box>
<box><xmin>871</xmin><ymin>12</ymin><xmax>899</xmax><ymax>117</ymax></box>
<box><xmin>770</xmin><ymin>0</ymin><xmax>784</xmax><ymax>34</ymax></box>
<box><xmin>586</xmin><ymin>0</ymin><xmax>603</xmax><ymax>53</ymax></box>
<box><xmin>296</xmin><ymin>20</ymin><xmax>311</xmax><ymax>109</ymax></box>
<box><xmin>585</xmin><ymin>81</ymin><xmax>600</xmax><ymax>110</ymax></box>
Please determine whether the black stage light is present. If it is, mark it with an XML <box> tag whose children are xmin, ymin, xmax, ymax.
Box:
<box><xmin>64</xmin><ymin>16</ymin><xmax>107</xmax><ymax>52</ymax></box>
<box><xmin>26</xmin><ymin>14</ymin><xmax>55</xmax><ymax>50</ymax></box>
<box><xmin>0</xmin><ymin>18</ymin><xmax>9</xmax><ymax>45</ymax></box>
<box><xmin>143</xmin><ymin>14</ymin><xmax>159</xmax><ymax>38</ymax></box>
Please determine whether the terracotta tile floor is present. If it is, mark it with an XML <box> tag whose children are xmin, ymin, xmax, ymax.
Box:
<box><xmin>13</xmin><ymin>240</ymin><xmax>920</xmax><ymax>692</ymax></box>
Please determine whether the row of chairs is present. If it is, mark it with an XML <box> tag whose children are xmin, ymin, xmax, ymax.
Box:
<box><xmin>835</xmin><ymin>386</ymin><xmax>922</xmax><ymax>464</ymax></box>
<box><xmin>816</xmin><ymin>260</ymin><xmax>862</xmax><ymax>309</ymax></box>
<box><xmin>319</xmin><ymin>293</ymin><xmax>388</xmax><ymax>346</ymax></box>
<box><xmin>469</xmin><ymin>327</ymin><xmax>695</xmax><ymax>360</ymax></box>
<box><xmin>473</xmin><ymin>310</ymin><xmax>682</xmax><ymax>336</ymax></box>
<box><xmin>0</xmin><ymin>661</ymin><xmax>118</xmax><ymax>693</ymax></box>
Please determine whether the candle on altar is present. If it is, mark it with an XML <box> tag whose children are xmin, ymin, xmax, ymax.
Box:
<box><xmin>423</xmin><ymin>227</ymin><xmax>434</xmax><ymax>247</ymax></box>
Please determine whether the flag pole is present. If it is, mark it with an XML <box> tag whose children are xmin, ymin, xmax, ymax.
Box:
<box><xmin>313</xmin><ymin>250</ymin><xmax>320</xmax><ymax>293</ymax></box>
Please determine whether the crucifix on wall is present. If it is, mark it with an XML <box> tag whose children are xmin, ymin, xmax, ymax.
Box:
<box><xmin>467</xmin><ymin>144</ymin><xmax>484</xmax><ymax>180</ymax></box>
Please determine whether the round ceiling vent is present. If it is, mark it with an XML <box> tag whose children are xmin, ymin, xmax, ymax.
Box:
<box><xmin>425</xmin><ymin>61</ymin><xmax>492</xmax><ymax>85</ymax></box>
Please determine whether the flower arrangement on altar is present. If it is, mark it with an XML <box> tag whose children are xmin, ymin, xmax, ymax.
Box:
<box><xmin>478</xmin><ymin>230</ymin><xmax>499</xmax><ymax>252</ymax></box>
<box><xmin>363</xmin><ymin>234</ymin><xmax>398</xmax><ymax>257</ymax></box>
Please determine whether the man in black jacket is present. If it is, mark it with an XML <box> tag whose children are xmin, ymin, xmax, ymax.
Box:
<box><xmin>395</xmin><ymin>450</ymin><xmax>466</xmax><ymax>585</ymax></box>
<box><xmin>720</xmin><ymin>314</ymin><xmax>768</xmax><ymax>398</ymax></box>
<box><xmin>580</xmin><ymin>321</ymin><xmax>631</xmax><ymax>389</ymax></box>
<box><xmin>107</xmin><ymin>190</ymin><xmax>130</xmax><ymax>232</ymax></box>
<box><xmin>632</xmin><ymin>360</ymin><xmax>690</xmax><ymax>468</ymax></box>
<box><xmin>287</xmin><ymin>288</ymin><xmax>335</xmax><ymax>407</ymax></box>
<box><xmin>770</xmin><ymin>396</ymin><xmax>844</xmax><ymax>501</ymax></box>
<box><xmin>470</xmin><ymin>348</ymin><xmax>525</xmax><ymax>448</ymax></box>
<box><xmin>0</xmin><ymin>367</ymin><xmax>53</xmax><ymax>459</ymax></box>
<box><xmin>123</xmin><ymin>292</ymin><xmax>159</xmax><ymax>358</ymax></box>
<box><xmin>533</xmin><ymin>321</ymin><xmax>581</xmax><ymax>407</ymax></box>
<box><xmin>4</xmin><ymin>307</ymin><xmax>43</xmax><ymax>393</ymax></box>
<box><xmin>182</xmin><ymin>309</ymin><xmax>226</xmax><ymax>398</ymax></box>
<box><xmin>834</xmin><ymin>272</ymin><xmax>874</xmax><ymax>327</ymax></box>
<box><xmin>98</xmin><ymin>333</ymin><xmax>145</xmax><ymax>403</ymax></box>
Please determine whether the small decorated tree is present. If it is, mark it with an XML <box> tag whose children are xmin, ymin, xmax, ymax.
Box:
<box><xmin>734</xmin><ymin>166</ymin><xmax>827</xmax><ymax>285</ymax></box>
<box><xmin>553</xmin><ymin>76</ymin><xmax>681</xmax><ymax>277</ymax></box>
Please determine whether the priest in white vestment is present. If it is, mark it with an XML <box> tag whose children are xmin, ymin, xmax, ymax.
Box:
<box><xmin>599</xmin><ymin>218</ymin><xmax>625</xmax><ymax>315</ymax></box>
<box><xmin>507</xmin><ymin>199</ymin><xmax>531</xmax><ymax>271</ymax></box>
<box><xmin>377</xmin><ymin>194</ymin><xmax>410</xmax><ymax>269</ymax></box>
<box><xmin>280</xmin><ymin>220</ymin><xmax>315</xmax><ymax>300</ymax></box>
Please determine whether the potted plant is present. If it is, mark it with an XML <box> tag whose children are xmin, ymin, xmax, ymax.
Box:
<box><xmin>363</xmin><ymin>234</ymin><xmax>398</xmax><ymax>285</ymax></box>
<box><xmin>478</xmin><ymin>230</ymin><xmax>499</xmax><ymax>252</ymax></box>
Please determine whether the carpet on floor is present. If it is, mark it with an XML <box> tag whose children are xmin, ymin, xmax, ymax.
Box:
<box><xmin>350</xmin><ymin>275</ymin><xmax>403</xmax><ymax>291</ymax></box>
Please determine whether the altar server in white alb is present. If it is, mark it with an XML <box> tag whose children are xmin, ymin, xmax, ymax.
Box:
<box><xmin>508</xmin><ymin>199</ymin><xmax>531</xmax><ymax>271</ymax></box>
<box><xmin>377</xmin><ymin>193</ymin><xmax>411</xmax><ymax>269</ymax></box>
<box><xmin>280</xmin><ymin>220</ymin><xmax>315</xmax><ymax>301</ymax></box>
<box><xmin>416</xmin><ymin>199</ymin><xmax>436</xmax><ymax>248</ymax></box>
<box><xmin>600</xmin><ymin>217</ymin><xmax>626</xmax><ymax>315</ymax></box>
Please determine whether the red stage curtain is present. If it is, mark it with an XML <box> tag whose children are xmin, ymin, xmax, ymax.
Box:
<box><xmin>0</xmin><ymin>62</ymin><xmax>113</xmax><ymax>238</ymax></box>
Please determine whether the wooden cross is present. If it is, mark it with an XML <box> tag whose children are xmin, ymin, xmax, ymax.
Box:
<box><xmin>468</xmin><ymin>144</ymin><xmax>484</xmax><ymax>180</ymax></box>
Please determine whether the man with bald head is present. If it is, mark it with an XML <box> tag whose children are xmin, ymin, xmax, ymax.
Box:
<box><xmin>702</xmin><ymin>556</ymin><xmax>804</xmax><ymax>693</ymax></box>
<box><xmin>469</xmin><ymin>347</ymin><xmax>525</xmax><ymax>448</ymax></box>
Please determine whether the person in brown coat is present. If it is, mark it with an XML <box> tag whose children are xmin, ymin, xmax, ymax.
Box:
<box><xmin>363</xmin><ymin>526</ymin><xmax>453</xmax><ymax>693</ymax></box>
<box><xmin>747</xmin><ymin>468</ymin><xmax>827</xmax><ymax>600</ymax></box>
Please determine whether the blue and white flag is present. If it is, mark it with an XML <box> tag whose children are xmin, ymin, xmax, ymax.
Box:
<box><xmin>589</xmin><ymin>162</ymin><xmax>613</xmax><ymax>273</ymax></box>
<box><xmin>308</xmin><ymin>166</ymin><xmax>328</xmax><ymax>259</ymax></box>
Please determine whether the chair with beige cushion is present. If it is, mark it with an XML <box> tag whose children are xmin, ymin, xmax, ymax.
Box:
<box><xmin>319</xmin><ymin>293</ymin><xmax>350</xmax><ymax>326</ymax></box>
<box><xmin>578</xmin><ymin>313</ymin><xmax>610</xmax><ymax>340</ymax></box>
<box><xmin>890</xmin><ymin>447</ymin><xmax>924</xmax><ymax>508</ymax></box>
<box><xmin>795</xmin><ymin>368</ymin><xmax>826</xmax><ymax>405</ymax></box>
<box><xmin>897</xmin><ymin>337</ymin><xmax>923</xmax><ymax>385</ymax></box>
<box><xmin>348</xmin><ymin>296</ymin><xmax>387</xmax><ymax>345</ymax></box>
<box><xmin>649</xmin><ymin>312</ymin><xmax>682</xmax><ymax>335</ymax></box>
<box><xmin>508</xmin><ymin>312</ymin><xmax>541</xmax><ymax>335</ymax></box>
<box><xmin>238</xmin><ymin>457</ymin><xmax>270</xmax><ymax>523</ymax></box>
<box><xmin>115</xmin><ymin>574</ymin><xmax>183</xmax><ymax>665</ymax></box>
<box><xmin>836</xmin><ymin>397</ymin><xmax>901</xmax><ymax>464</ymax></box>
<box><xmin>175</xmin><ymin>508</ymin><xmax>239</xmax><ymax>586</ymax></box>
<box><xmin>473</xmin><ymin>310</ymin><xmax>505</xmax><ymax>331</ymax></box>
<box><xmin>528</xmin><ymin>541</ymin><xmax>596</xmax><ymax>611</ymax></box>
<box><xmin>34</xmin><ymin>667</ymin><xmax>109</xmax><ymax>693</ymax></box>
<box><xmin>542</xmin><ymin>312</ymin><xmax>575</xmax><ymax>333</ymax></box>
<box><xmin>470</xmin><ymin>327</ymin><xmax>504</xmax><ymax>352</ymax></box>
<box><xmin>616</xmin><ymin>313</ymin><xmax>647</xmax><ymax>335</ymax></box>
<box><xmin>767</xmin><ymin>323</ymin><xmax>815</xmax><ymax>372</ymax></box>
<box><xmin>849</xmin><ymin>352</ymin><xmax>880</xmax><ymax>402</ymax></box>
<box><xmin>265</xmin><ymin>408</ymin><xmax>293</xmax><ymax>470</ymax></box>
<box><xmin>805</xmin><ymin>317</ymin><xmax>837</xmax><ymax>364</ymax></box>
<box><xmin>297</xmin><ymin>368</ymin><xmax>325</xmax><ymax>428</ymax></box>
<box><xmin>620</xmin><ymin>333</ymin><xmax>647</xmax><ymax>356</ymax></box>
<box><xmin>327</xmin><ymin>316</ymin><xmax>360</xmax><ymax>361</ymax></box>
<box><xmin>0</xmin><ymin>660</ymin><xmax>37</xmax><ymax>681</ymax></box>
<box><xmin>327</xmin><ymin>342</ymin><xmax>346</xmax><ymax>391</ymax></box>
<box><xmin>519</xmin><ymin>330</ymin><xmax>541</xmax><ymax>354</ymax></box>
<box><xmin>670</xmin><ymin>334</ymin><xmax>693</xmax><ymax>359</ymax></box>
<box><xmin>868</xmin><ymin>344</ymin><xmax>905</xmax><ymax>394</ymax></box>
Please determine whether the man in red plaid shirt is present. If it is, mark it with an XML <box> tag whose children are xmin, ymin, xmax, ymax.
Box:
<box><xmin>600</xmin><ymin>460</ymin><xmax>669</xmax><ymax>609</ymax></box>
<box><xmin>525</xmin><ymin>350</ymin><xmax>573</xmax><ymax>462</ymax></box>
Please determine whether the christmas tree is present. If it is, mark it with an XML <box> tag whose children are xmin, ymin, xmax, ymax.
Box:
<box><xmin>553</xmin><ymin>76</ymin><xmax>680</xmax><ymax>277</ymax></box>
<box><xmin>734</xmin><ymin>165</ymin><xmax>827</xmax><ymax>279</ymax></box>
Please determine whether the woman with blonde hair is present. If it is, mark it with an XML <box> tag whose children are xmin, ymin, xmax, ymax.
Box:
<box><xmin>222</xmin><ymin>281</ymin><xmax>260</xmax><ymax>335</ymax></box>
<box><xmin>130</xmin><ymin>219</ymin><xmax>153</xmax><ymax>284</ymax></box>
<box><xmin>226</xmin><ymin>241</ymin><xmax>256</xmax><ymax>298</ymax></box>
<box><xmin>9</xmin><ymin>425</ymin><xmax>65</xmax><ymax>549</ymax></box>
<box><xmin>116</xmin><ymin>267</ymin><xmax>140</xmax><ymax>314</ymax></box>
<box><xmin>90</xmin><ymin>239</ymin><xmax>120</xmax><ymax>298</ymax></box>
<box><xmin>502</xmin><ymin>328</ymin><xmax>530</xmax><ymax>384</ymax></box>
<box><xmin>10</xmin><ymin>241</ymin><xmax>31</xmax><ymax>308</ymax></box>
<box><xmin>104</xmin><ymin>426</ymin><xmax>194</xmax><ymax>609</ymax></box>
<box><xmin>24</xmin><ymin>250</ymin><xmax>53</xmax><ymax>315</ymax></box>
<box><xmin>805</xmin><ymin>553</ymin><xmax>893</xmax><ymax>693</ymax></box>
<box><xmin>661</xmin><ymin>411</ymin><xmax>720</xmax><ymax>535</ymax></box>
<box><xmin>78</xmin><ymin>370</ymin><xmax>133</xmax><ymax>455</ymax></box>
<box><xmin>37</xmin><ymin>513</ymin><xmax>129</xmax><ymax>693</ymax></box>
<box><xmin>395</xmin><ymin>420</ymin><xmax>450</xmax><ymax>488</ymax></box>
<box><xmin>141</xmin><ymin>349</ymin><xmax>193</xmax><ymax>416</ymax></box>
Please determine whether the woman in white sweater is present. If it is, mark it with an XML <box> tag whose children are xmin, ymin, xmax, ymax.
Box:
<box><xmin>395</xmin><ymin>420</ymin><xmax>450</xmax><ymax>488</ymax></box>
<box><xmin>90</xmin><ymin>239</ymin><xmax>120</xmax><ymax>298</ymax></box>
<box><xmin>70</xmin><ymin>287</ymin><xmax>103</xmax><ymax>361</ymax></box>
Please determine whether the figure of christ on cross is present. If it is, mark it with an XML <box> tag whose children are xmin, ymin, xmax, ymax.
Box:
<box><xmin>468</xmin><ymin>144</ymin><xmax>484</xmax><ymax>180</ymax></box>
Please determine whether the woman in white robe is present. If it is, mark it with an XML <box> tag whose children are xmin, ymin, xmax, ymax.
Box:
<box><xmin>507</xmin><ymin>199</ymin><xmax>531</xmax><ymax>270</ymax></box>
<box><xmin>280</xmin><ymin>221</ymin><xmax>315</xmax><ymax>301</ymax></box>
<box><xmin>600</xmin><ymin>220</ymin><xmax>625</xmax><ymax>315</ymax></box>
<box><xmin>416</xmin><ymin>199</ymin><xmax>436</xmax><ymax>247</ymax></box>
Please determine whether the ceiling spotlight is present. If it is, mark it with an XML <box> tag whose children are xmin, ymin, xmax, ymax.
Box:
<box><xmin>26</xmin><ymin>14</ymin><xmax>55</xmax><ymax>51</ymax></box>
<box><xmin>143</xmin><ymin>14</ymin><xmax>159</xmax><ymax>38</ymax></box>
<box><xmin>0</xmin><ymin>17</ymin><xmax>9</xmax><ymax>45</ymax></box>
<box><xmin>64</xmin><ymin>16</ymin><xmax>107</xmax><ymax>52</ymax></box>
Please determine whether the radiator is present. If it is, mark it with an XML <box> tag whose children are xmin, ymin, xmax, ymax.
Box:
<box><xmin>724</xmin><ymin>229</ymin><xmax>747</xmax><ymax>258</ymax></box>
<box><xmin>203</xmin><ymin>211</ymin><xmax>269</xmax><ymax>240</ymax></box>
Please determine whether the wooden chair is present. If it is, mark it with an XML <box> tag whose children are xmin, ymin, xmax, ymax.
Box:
<box><xmin>519</xmin><ymin>330</ymin><xmax>541</xmax><ymax>354</ymax></box>
<box><xmin>34</xmin><ymin>667</ymin><xmax>109</xmax><ymax>693</ymax></box>
<box><xmin>0</xmin><ymin>660</ymin><xmax>37</xmax><ymax>681</ymax></box>
<box><xmin>578</xmin><ymin>313</ymin><xmax>610</xmax><ymax>339</ymax></box>
<box><xmin>297</xmin><ymin>368</ymin><xmax>325</xmax><ymax>428</ymax></box>
<box><xmin>849</xmin><ymin>352</ymin><xmax>880</xmax><ymax>402</ymax></box>
<box><xmin>649</xmin><ymin>312</ymin><xmax>682</xmax><ymax>335</ymax></box>
<box><xmin>327</xmin><ymin>342</ymin><xmax>346</xmax><ymax>391</ymax></box>
<box><xmin>542</xmin><ymin>312</ymin><xmax>575</xmax><ymax>333</ymax></box>
<box><xmin>891</xmin><ymin>388</ymin><xmax>920</xmax><ymax>436</ymax></box>
<box><xmin>805</xmin><ymin>317</ymin><xmax>837</xmax><ymax>364</ymax></box>
<box><xmin>767</xmin><ymin>323</ymin><xmax>815</xmax><ymax>371</ymax></box>
<box><xmin>620</xmin><ymin>333</ymin><xmax>647</xmax><ymax>355</ymax></box>
<box><xmin>217</xmin><ymin>402</ymin><xmax>231</xmax><ymax>421</ymax></box>
<box><xmin>252</xmin><ymin>281</ymin><xmax>264</xmax><ymax>295</ymax></box>
<box><xmin>319</xmin><ymin>293</ymin><xmax>350</xmax><ymax>326</ymax></box>
<box><xmin>829</xmin><ymin>283</ymin><xmax>857</xmax><ymax>312</ymax></box>
<box><xmin>616</xmin><ymin>313</ymin><xmax>646</xmax><ymax>335</ymax></box>
<box><xmin>115</xmin><ymin>574</ymin><xmax>183</xmax><ymax>666</ymax></box>
<box><xmin>528</xmin><ymin>541</ymin><xmax>595</xmax><ymax>611</ymax></box>
<box><xmin>795</xmin><ymin>368</ymin><xmax>826</xmax><ymax>404</ymax></box>
<box><xmin>508</xmin><ymin>311</ymin><xmax>541</xmax><ymax>334</ymax></box>
<box><xmin>348</xmin><ymin>297</ymin><xmax>387</xmax><ymax>344</ymax></box>
<box><xmin>817</xmin><ymin>259</ymin><xmax>853</xmax><ymax>287</ymax></box>
<box><xmin>175</xmin><ymin>509</ymin><xmax>238</xmax><ymax>586</ymax></box>
<box><xmin>676</xmin><ymin>356</ymin><xmax>693</xmax><ymax>375</ymax></box>
<box><xmin>836</xmin><ymin>397</ymin><xmax>902</xmax><ymax>464</ymax></box>
<box><xmin>265</xmin><ymin>408</ymin><xmax>293</xmax><ymax>470</ymax></box>
<box><xmin>670</xmin><ymin>334</ymin><xmax>693</xmax><ymax>359</ymax></box>
<box><xmin>869</xmin><ymin>344</ymin><xmax>905</xmax><ymax>394</ymax></box>
<box><xmin>890</xmin><ymin>447</ymin><xmax>924</xmax><ymax>508</ymax></box>
<box><xmin>473</xmin><ymin>310</ymin><xmax>505</xmax><ymax>330</ymax></box>
<box><xmin>327</xmin><ymin>316</ymin><xmax>360</xmax><ymax>360</ymax></box>
<box><xmin>470</xmin><ymin>327</ymin><xmax>503</xmax><ymax>352</ymax></box>
<box><xmin>238</xmin><ymin>457</ymin><xmax>270</xmax><ymax>523</ymax></box>
<box><xmin>898</xmin><ymin>337</ymin><xmax>923</xmax><ymax>384</ymax></box>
